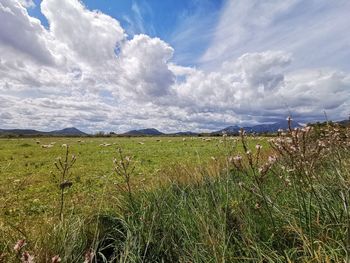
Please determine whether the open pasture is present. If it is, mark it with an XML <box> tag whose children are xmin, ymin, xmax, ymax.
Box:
<box><xmin>0</xmin><ymin>136</ymin><xmax>269</xmax><ymax>221</ymax></box>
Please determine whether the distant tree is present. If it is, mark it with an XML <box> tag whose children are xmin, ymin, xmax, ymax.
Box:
<box><xmin>95</xmin><ymin>131</ymin><xmax>105</xmax><ymax>137</ymax></box>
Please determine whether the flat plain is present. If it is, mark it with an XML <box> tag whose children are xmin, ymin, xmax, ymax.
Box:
<box><xmin>0</xmin><ymin>136</ymin><xmax>268</xmax><ymax>222</ymax></box>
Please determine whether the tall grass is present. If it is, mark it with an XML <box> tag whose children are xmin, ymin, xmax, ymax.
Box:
<box><xmin>1</xmin><ymin>122</ymin><xmax>349</xmax><ymax>262</ymax></box>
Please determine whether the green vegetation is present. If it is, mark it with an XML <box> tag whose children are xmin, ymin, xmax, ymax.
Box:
<box><xmin>0</xmin><ymin>126</ymin><xmax>349</xmax><ymax>262</ymax></box>
<box><xmin>0</xmin><ymin>136</ymin><xmax>266</xmax><ymax>222</ymax></box>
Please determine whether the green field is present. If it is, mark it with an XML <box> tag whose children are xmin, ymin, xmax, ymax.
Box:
<box><xmin>1</xmin><ymin>129</ymin><xmax>349</xmax><ymax>262</ymax></box>
<box><xmin>0</xmin><ymin>136</ymin><xmax>269</xmax><ymax>222</ymax></box>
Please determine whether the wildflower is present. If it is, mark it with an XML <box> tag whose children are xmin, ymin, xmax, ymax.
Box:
<box><xmin>268</xmin><ymin>155</ymin><xmax>277</xmax><ymax>164</ymax></box>
<box><xmin>61</xmin><ymin>144</ymin><xmax>67</xmax><ymax>148</ymax></box>
<box><xmin>246</xmin><ymin>150</ymin><xmax>252</xmax><ymax>155</ymax></box>
<box><xmin>277</xmin><ymin>128</ymin><xmax>283</xmax><ymax>133</ymax></box>
<box><xmin>255</xmin><ymin>203</ymin><xmax>261</xmax><ymax>209</ymax></box>
<box><xmin>84</xmin><ymin>248</ymin><xmax>94</xmax><ymax>263</ymax></box>
<box><xmin>255</xmin><ymin>144</ymin><xmax>262</xmax><ymax>150</ymax></box>
<box><xmin>52</xmin><ymin>255</ymin><xmax>61</xmax><ymax>263</ymax></box>
<box><xmin>14</xmin><ymin>239</ymin><xmax>26</xmax><ymax>253</ymax></box>
<box><xmin>232</xmin><ymin>155</ymin><xmax>243</xmax><ymax>170</ymax></box>
<box><xmin>21</xmin><ymin>251</ymin><xmax>34</xmax><ymax>263</ymax></box>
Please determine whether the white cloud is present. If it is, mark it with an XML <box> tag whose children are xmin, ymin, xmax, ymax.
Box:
<box><xmin>201</xmin><ymin>0</ymin><xmax>350</xmax><ymax>71</ymax></box>
<box><xmin>18</xmin><ymin>0</ymin><xmax>34</xmax><ymax>8</ymax></box>
<box><xmin>41</xmin><ymin>0</ymin><xmax>125</xmax><ymax>67</ymax></box>
<box><xmin>117</xmin><ymin>34</ymin><xmax>175</xmax><ymax>99</ymax></box>
<box><xmin>0</xmin><ymin>0</ymin><xmax>349</xmax><ymax>133</ymax></box>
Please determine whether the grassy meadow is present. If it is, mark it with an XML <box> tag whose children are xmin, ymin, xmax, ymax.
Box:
<box><xmin>0</xmin><ymin>136</ymin><xmax>263</xmax><ymax>221</ymax></box>
<box><xmin>0</xmin><ymin>125</ymin><xmax>349</xmax><ymax>262</ymax></box>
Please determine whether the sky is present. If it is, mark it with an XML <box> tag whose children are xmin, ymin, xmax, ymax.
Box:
<box><xmin>0</xmin><ymin>0</ymin><xmax>349</xmax><ymax>133</ymax></box>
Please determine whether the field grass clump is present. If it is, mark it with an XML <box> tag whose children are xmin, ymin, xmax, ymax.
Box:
<box><xmin>0</xmin><ymin>124</ymin><xmax>349</xmax><ymax>262</ymax></box>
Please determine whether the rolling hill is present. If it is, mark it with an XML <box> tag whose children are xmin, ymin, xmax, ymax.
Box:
<box><xmin>0</xmin><ymin>127</ymin><xmax>87</xmax><ymax>136</ymax></box>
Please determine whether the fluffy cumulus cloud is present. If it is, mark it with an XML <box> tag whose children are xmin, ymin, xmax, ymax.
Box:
<box><xmin>41</xmin><ymin>0</ymin><xmax>125</xmax><ymax>67</ymax></box>
<box><xmin>0</xmin><ymin>0</ymin><xmax>349</xmax><ymax>133</ymax></box>
<box><xmin>118</xmin><ymin>34</ymin><xmax>175</xmax><ymax>98</ymax></box>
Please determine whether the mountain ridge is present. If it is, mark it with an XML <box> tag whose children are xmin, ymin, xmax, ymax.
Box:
<box><xmin>211</xmin><ymin>120</ymin><xmax>303</xmax><ymax>135</ymax></box>
<box><xmin>1</xmin><ymin>119</ymin><xmax>348</xmax><ymax>137</ymax></box>
<box><xmin>0</xmin><ymin>127</ymin><xmax>87</xmax><ymax>136</ymax></box>
<box><xmin>123</xmin><ymin>128</ymin><xmax>164</xmax><ymax>136</ymax></box>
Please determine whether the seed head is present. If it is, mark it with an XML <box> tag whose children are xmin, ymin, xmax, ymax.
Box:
<box><xmin>52</xmin><ymin>255</ymin><xmax>61</xmax><ymax>263</ymax></box>
<box><xmin>21</xmin><ymin>251</ymin><xmax>34</xmax><ymax>263</ymax></box>
<box><xmin>84</xmin><ymin>248</ymin><xmax>94</xmax><ymax>263</ymax></box>
<box><xmin>14</xmin><ymin>239</ymin><xmax>26</xmax><ymax>253</ymax></box>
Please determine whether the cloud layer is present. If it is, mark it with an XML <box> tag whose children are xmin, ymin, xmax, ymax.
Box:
<box><xmin>0</xmin><ymin>0</ymin><xmax>349</xmax><ymax>133</ymax></box>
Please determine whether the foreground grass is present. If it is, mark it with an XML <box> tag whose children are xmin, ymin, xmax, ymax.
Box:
<box><xmin>0</xmin><ymin>126</ymin><xmax>349</xmax><ymax>262</ymax></box>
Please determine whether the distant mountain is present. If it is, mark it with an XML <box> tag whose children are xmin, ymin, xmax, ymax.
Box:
<box><xmin>0</xmin><ymin>127</ymin><xmax>87</xmax><ymax>136</ymax></box>
<box><xmin>171</xmin><ymin>131</ymin><xmax>199</xmax><ymax>136</ymax></box>
<box><xmin>244</xmin><ymin>120</ymin><xmax>302</xmax><ymax>133</ymax></box>
<box><xmin>213</xmin><ymin>120</ymin><xmax>302</xmax><ymax>135</ymax></box>
<box><xmin>48</xmin><ymin>127</ymin><xmax>87</xmax><ymax>136</ymax></box>
<box><xmin>213</xmin><ymin>125</ymin><xmax>240</xmax><ymax>135</ymax></box>
<box><xmin>0</xmin><ymin>129</ymin><xmax>45</xmax><ymax>136</ymax></box>
<box><xmin>123</xmin><ymin>128</ymin><xmax>164</xmax><ymax>136</ymax></box>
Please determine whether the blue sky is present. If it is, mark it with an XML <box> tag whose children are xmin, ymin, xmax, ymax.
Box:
<box><xmin>28</xmin><ymin>0</ymin><xmax>224</xmax><ymax>67</ymax></box>
<box><xmin>0</xmin><ymin>0</ymin><xmax>349</xmax><ymax>132</ymax></box>
<box><xmin>25</xmin><ymin>0</ymin><xmax>350</xmax><ymax>72</ymax></box>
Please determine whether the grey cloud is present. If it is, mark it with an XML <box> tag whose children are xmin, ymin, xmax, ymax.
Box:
<box><xmin>0</xmin><ymin>0</ymin><xmax>54</xmax><ymax>65</ymax></box>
